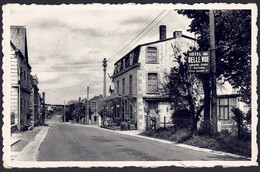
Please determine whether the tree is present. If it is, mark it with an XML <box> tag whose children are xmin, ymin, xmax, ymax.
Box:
<box><xmin>177</xmin><ymin>10</ymin><xmax>251</xmax><ymax>105</ymax></box>
<box><xmin>164</xmin><ymin>44</ymin><xmax>204</xmax><ymax>133</ymax></box>
<box><xmin>231</xmin><ymin>107</ymin><xmax>251</xmax><ymax>141</ymax></box>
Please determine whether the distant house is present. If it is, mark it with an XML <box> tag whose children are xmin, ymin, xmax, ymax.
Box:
<box><xmin>10</xmin><ymin>26</ymin><xmax>32</xmax><ymax>131</ymax></box>
<box><xmin>101</xmin><ymin>25</ymin><xmax>196</xmax><ymax>130</ymax></box>
<box><xmin>89</xmin><ymin>95</ymin><xmax>103</xmax><ymax>125</ymax></box>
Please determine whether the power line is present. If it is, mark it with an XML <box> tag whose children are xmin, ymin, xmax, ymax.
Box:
<box><xmin>108</xmin><ymin>10</ymin><xmax>167</xmax><ymax>63</ymax></box>
<box><xmin>107</xmin><ymin>13</ymin><xmax>152</xmax><ymax>61</ymax></box>
<box><xmin>110</xmin><ymin>10</ymin><xmax>173</xmax><ymax>63</ymax></box>
<box><xmin>109</xmin><ymin>10</ymin><xmax>166</xmax><ymax>62</ymax></box>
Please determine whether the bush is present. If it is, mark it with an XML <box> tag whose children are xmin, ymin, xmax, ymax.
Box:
<box><xmin>172</xmin><ymin>109</ymin><xmax>193</xmax><ymax>129</ymax></box>
<box><xmin>120</xmin><ymin>122</ymin><xmax>128</xmax><ymax>131</ymax></box>
<box><xmin>197</xmin><ymin>120</ymin><xmax>214</xmax><ymax>136</ymax></box>
<box><xmin>175</xmin><ymin>128</ymin><xmax>192</xmax><ymax>143</ymax></box>
<box><xmin>216</xmin><ymin>132</ymin><xmax>251</xmax><ymax>157</ymax></box>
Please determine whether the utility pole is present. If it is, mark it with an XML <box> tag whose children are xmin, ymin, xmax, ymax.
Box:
<box><xmin>63</xmin><ymin>100</ymin><xmax>66</xmax><ymax>122</ymax></box>
<box><xmin>86</xmin><ymin>86</ymin><xmax>90</xmax><ymax>125</ymax></box>
<box><xmin>42</xmin><ymin>92</ymin><xmax>45</xmax><ymax>124</ymax></box>
<box><xmin>102</xmin><ymin>58</ymin><xmax>107</xmax><ymax>98</ymax></box>
<box><xmin>209</xmin><ymin>10</ymin><xmax>218</xmax><ymax>134</ymax></box>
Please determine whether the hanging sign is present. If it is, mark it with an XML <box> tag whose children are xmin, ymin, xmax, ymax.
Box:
<box><xmin>188</xmin><ymin>51</ymin><xmax>210</xmax><ymax>73</ymax></box>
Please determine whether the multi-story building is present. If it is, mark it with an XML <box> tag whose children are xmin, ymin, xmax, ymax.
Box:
<box><xmin>10</xmin><ymin>26</ymin><xmax>32</xmax><ymax>131</ymax></box>
<box><xmin>102</xmin><ymin>25</ymin><xmax>196</xmax><ymax>130</ymax></box>
<box><xmin>30</xmin><ymin>75</ymin><xmax>41</xmax><ymax>126</ymax></box>
<box><xmin>102</xmin><ymin>25</ymin><xmax>250</xmax><ymax>132</ymax></box>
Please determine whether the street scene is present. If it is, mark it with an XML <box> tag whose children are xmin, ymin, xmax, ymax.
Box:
<box><xmin>3</xmin><ymin>4</ymin><xmax>257</xmax><ymax>167</ymax></box>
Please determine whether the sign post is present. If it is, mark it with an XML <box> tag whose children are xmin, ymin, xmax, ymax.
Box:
<box><xmin>209</xmin><ymin>10</ymin><xmax>218</xmax><ymax>134</ymax></box>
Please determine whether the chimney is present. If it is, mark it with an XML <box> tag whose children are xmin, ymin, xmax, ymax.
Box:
<box><xmin>159</xmin><ymin>25</ymin><xmax>166</xmax><ymax>40</ymax></box>
<box><xmin>173</xmin><ymin>31</ymin><xmax>182</xmax><ymax>38</ymax></box>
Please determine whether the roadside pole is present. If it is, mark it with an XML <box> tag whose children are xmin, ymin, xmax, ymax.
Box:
<box><xmin>42</xmin><ymin>92</ymin><xmax>45</xmax><ymax>124</ymax></box>
<box><xmin>64</xmin><ymin>100</ymin><xmax>66</xmax><ymax>122</ymax></box>
<box><xmin>209</xmin><ymin>10</ymin><xmax>218</xmax><ymax>134</ymax></box>
<box><xmin>86</xmin><ymin>86</ymin><xmax>90</xmax><ymax>125</ymax></box>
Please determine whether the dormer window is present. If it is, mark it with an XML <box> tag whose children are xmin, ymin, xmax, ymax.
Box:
<box><xmin>118</xmin><ymin>61</ymin><xmax>121</xmax><ymax>72</ymax></box>
<box><xmin>147</xmin><ymin>47</ymin><xmax>157</xmax><ymax>63</ymax></box>
<box><xmin>125</xmin><ymin>56</ymin><xmax>130</xmax><ymax>68</ymax></box>
<box><xmin>122</xmin><ymin>58</ymin><xmax>125</xmax><ymax>70</ymax></box>
<box><xmin>129</xmin><ymin>52</ymin><xmax>134</xmax><ymax>65</ymax></box>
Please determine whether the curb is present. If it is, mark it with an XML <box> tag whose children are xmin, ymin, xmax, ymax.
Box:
<box><xmin>14</xmin><ymin>126</ymin><xmax>50</xmax><ymax>161</ymax></box>
<box><xmin>66</xmin><ymin>123</ymin><xmax>251</xmax><ymax>160</ymax></box>
<box><xmin>11</xmin><ymin>139</ymin><xmax>20</xmax><ymax>146</ymax></box>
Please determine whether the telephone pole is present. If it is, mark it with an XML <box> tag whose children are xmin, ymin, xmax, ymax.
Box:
<box><xmin>42</xmin><ymin>92</ymin><xmax>45</xmax><ymax>124</ymax></box>
<box><xmin>209</xmin><ymin>10</ymin><xmax>218</xmax><ymax>134</ymax></box>
<box><xmin>85</xmin><ymin>86</ymin><xmax>90</xmax><ymax>125</ymax></box>
<box><xmin>63</xmin><ymin>100</ymin><xmax>66</xmax><ymax>122</ymax></box>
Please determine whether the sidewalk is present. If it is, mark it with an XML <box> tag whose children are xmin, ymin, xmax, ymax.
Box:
<box><xmin>11</xmin><ymin>125</ymin><xmax>47</xmax><ymax>161</ymax></box>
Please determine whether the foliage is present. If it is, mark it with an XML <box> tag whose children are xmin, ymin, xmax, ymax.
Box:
<box><xmin>64</xmin><ymin>100</ymin><xmax>85</xmax><ymax>123</ymax></box>
<box><xmin>164</xmin><ymin>45</ymin><xmax>204</xmax><ymax>132</ymax></box>
<box><xmin>231</xmin><ymin>107</ymin><xmax>251</xmax><ymax>141</ymax></box>
<box><xmin>171</xmin><ymin>109</ymin><xmax>193</xmax><ymax>130</ymax></box>
<box><xmin>170</xmin><ymin>128</ymin><xmax>192</xmax><ymax>143</ymax></box>
<box><xmin>197</xmin><ymin>120</ymin><xmax>214</xmax><ymax>136</ymax></box>
<box><xmin>141</xmin><ymin>126</ymin><xmax>251</xmax><ymax>157</ymax></box>
<box><xmin>177</xmin><ymin>10</ymin><xmax>251</xmax><ymax>104</ymax></box>
<box><xmin>120</xmin><ymin>122</ymin><xmax>128</xmax><ymax>131</ymax></box>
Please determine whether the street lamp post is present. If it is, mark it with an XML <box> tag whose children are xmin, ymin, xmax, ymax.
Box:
<box><xmin>102</xmin><ymin>58</ymin><xmax>107</xmax><ymax>98</ymax></box>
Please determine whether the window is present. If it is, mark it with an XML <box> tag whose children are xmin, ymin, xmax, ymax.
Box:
<box><xmin>118</xmin><ymin>61</ymin><xmax>121</xmax><ymax>72</ymax></box>
<box><xmin>122</xmin><ymin>59</ymin><xmax>125</xmax><ymax>70</ymax></box>
<box><xmin>122</xmin><ymin>78</ymin><xmax>125</xmax><ymax>94</ymax></box>
<box><xmin>91</xmin><ymin>102</ymin><xmax>97</xmax><ymax>111</ymax></box>
<box><xmin>125</xmin><ymin>57</ymin><xmax>130</xmax><ymax>68</ymax></box>
<box><xmin>129</xmin><ymin>53</ymin><xmax>134</xmax><ymax>65</ymax></box>
<box><xmin>147</xmin><ymin>47</ymin><xmax>157</xmax><ymax>63</ymax></box>
<box><xmin>129</xmin><ymin>75</ymin><xmax>132</xmax><ymax>95</ymax></box>
<box><xmin>11</xmin><ymin>113</ymin><xmax>15</xmax><ymax>125</ymax></box>
<box><xmin>147</xmin><ymin>73</ymin><xmax>158</xmax><ymax>92</ymax></box>
<box><xmin>117</xmin><ymin>80</ymin><xmax>120</xmax><ymax>94</ymax></box>
<box><xmin>218</xmin><ymin>97</ymin><xmax>237</xmax><ymax>120</ymax></box>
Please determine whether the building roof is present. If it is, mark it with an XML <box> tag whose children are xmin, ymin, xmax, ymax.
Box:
<box><xmin>10</xmin><ymin>26</ymin><xmax>29</xmax><ymax>60</ymax></box>
<box><xmin>10</xmin><ymin>41</ymin><xmax>31</xmax><ymax>69</ymax></box>
<box><xmin>114</xmin><ymin>34</ymin><xmax>196</xmax><ymax>65</ymax></box>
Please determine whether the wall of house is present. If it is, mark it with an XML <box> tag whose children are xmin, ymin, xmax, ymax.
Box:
<box><xmin>10</xmin><ymin>48</ymin><xmax>19</xmax><ymax>127</ymax></box>
<box><xmin>112</xmin><ymin>67</ymin><xmax>138</xmax><ymax>96</ymax></box>
<box><xmin>16</xmin><ymin>51</ymin><xmax>31</xmax><ymax>129</ymax></box>
<box><xmin>136</xmin><ymin>37</ymin><xmax>196</xmax><ymax>130</ymax></box>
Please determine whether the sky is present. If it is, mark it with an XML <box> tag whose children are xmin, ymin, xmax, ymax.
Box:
<box><xmin>9</xmin><ymin>4</ymin><xmax>194</xmax><ymax>104</ymax></box>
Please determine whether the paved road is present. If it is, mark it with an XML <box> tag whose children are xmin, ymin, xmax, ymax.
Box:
<box><xmin>38</xmin><ymin>115</ymin><xmax>247</xmax><ymax>161</ymax></box>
